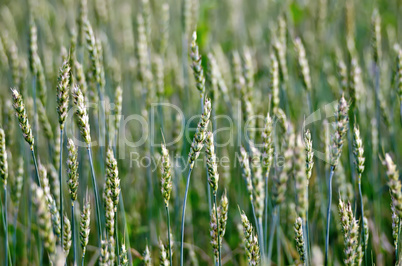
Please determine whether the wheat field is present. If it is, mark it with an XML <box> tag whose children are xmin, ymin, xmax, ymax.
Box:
<box><xmin>0</xmin><ymin>0</ymin><xmax>401</xmax><ymax>265</ymax></box>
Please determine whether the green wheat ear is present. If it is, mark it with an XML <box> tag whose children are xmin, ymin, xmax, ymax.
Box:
<box><xmin>31</xmin><ymin>183</ymin><xmax>57</xmax><ymax>258</ymax></box>
<box><xmin>392</xmin><ymin>201</ymin><xmax>399</xmax><ymax>250</ymax></box>
<box><xmin>384</xmin><ymin>154</ymin><xmax>402</xmax><ymax>217</ymax></box>
<box><xmin>240</xmin><ymin>209</ymin><xmax>260</xmax><ymax>265</ymax></box>
<box><xmin>295</xmin><ymin>134</ymin><xmax>307</xmax><ymax>219</ymax></box>
<box><xmin>188</xmin><ymin>97</ymin><xmax>211</xmax><ymax>169</ymax></box>
<box><xmin>66</xmin><ymin>139</ymin><xmax>79</xmax><ymax>202</ymax></box>
<box><xmin>72</xmin><ymin>85</ymin><xmax>91</xmax><ymax>144</ymax></box>
<box><xmin>120</xmin><ymin>243</ymin><xmax>129</xmax><ymax>266</ymax></box>
<box><xmin>210</xmin><ymin>203</ymin><xmax>219</xmax><ymax>263</ymax></box>
<box><xmin>304</xmin><ymin>129</ymin><xmax>314</xmax><ymax>183</ymax></box>
<box><xmin>63</xmin><ymin>215</ymin><xmax>72</xmax><ymax>256</ymax></box>
<box><xmin>11</xmin><ymin>88</ymin><xmax>34</xmax><ymax>150</ymax></box>
<box><xmin>80</xmin><ymin>194</ymin><xmax>91</xmax><ymax>256</ymax></box>
<box><xmin>99</xmin><ymin>237</ymin><xmax>110</xmax><ymax>265</ymax></box>
<box><xmin>159</xmin><ymin>239</ymin><xmax>169</xmax><ymax>265</ymax></box>
<box><xmin>330</xmin><ymin>95</ymin><xmax>349</xmax><ymax>169</ymax></box>
<box><xmin>161</xmin><ymin>142</ymin><xmax>172</xmax><ymax>206</ymax></box>
<box><xmin>56</xmin><ymin>60</ymin><xmax>70</xmax><ymax>130</ymax></box>
<box><xmin>190</xmin><ymin>31</ymin><xmax>206</xmax><ymax>96</ymax></box>
<box><xmin>0</xmin><ymin>128</ymin><xmax>8</xmax><ymax>188</ymax></box>
<box><xmin>205</xmin><ymin>131</ymin><xmax>219</xmax><ymax>194</ymax></box>
<box><xmin>294</xmin><ymin>37</ymin><xmax>312</xmax><ymax>92</ymax></box>
<box><xmin>143</xmin><ymin>244</ymin><xmax>152</xmax><ymax>265</ymax></box>
<box><xmin>294</xmin><ymin>217</ymin><xmax>306</xmax><ymax>263</ymax></box>
<box><xmin>338</xmin><ymin>199</ymin><xmax>359</xmax><ymax>265</ymax></box>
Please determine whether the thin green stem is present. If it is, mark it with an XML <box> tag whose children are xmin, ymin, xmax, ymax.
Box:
<box><xmin>250</xmin><ymin>200</ymin><xmax>259</xmax><ymax>239</ymax></box>
<box><xmin>264</xmin><ymin>169</ymin><xmax>270</xmax><ymax>256</ymax></box>
<box><xmin>305</xmin><ymin>186</ymin><xmax>310</xmax><ymax>265</ymax></box>
<box><xmin>358</xmin><ymin>177</ymin><xmax>366</xmax><ymax>266</ymax></box>
<box><xmin>4</xmin><ymin>186</ymin><xmax>9</xmax><ymax>266</ymax></box>
<box><xmin>303</xmin><ymin>219</ymin><xmax>308</xmax><ymax>266</ymax></box>
<box><xmin>325</xmin><ymin>167</ymin><xmax>335</xmax><ymax>266</ymax></box>
<box><xmin>147</xmin><ymin>111</ymin><xmax>154</xmax><ymax>241</ymax></box>
<box><xmin>180</xmin><ymin>167</ymin><xmax>193</xmax><ymax>266</ymax></box>
<box><xmin>59</xmin><ymin>128</ymin><xmax>64</xmax><ymax>244</ymax></box>
<box><xmin>213</xmin><ymin>194</ymin><xmax>221</xmax><ymax>266</ymax></box>
<box><xmin>166</xmin><ymin>205</ymin><xmax>173</xmax><ymax>266</ymax></box>
<box><xmin>268</xmin><ymin>205</ymin><xmax>278</xmax><ymax>266</ymax></box>
<box><xmin>72</xmin><ymin>203</ymin><xmax>76</xmax><ymax>266</ymax></box>
<box><xmin>27</xmin><ymin>176</ymin><xmax>32</xmax><ymax>263</ymax></box>
<box><xmin>276</xmin><ymin>210</ymin><xmax>280</xmax><ymax>266</ymax></box>
<box><xmin>158</xmin><ymin>104</ymin><xmax>165</xmax><ymax>135</ymax></box>
<box><xmin>81</xmin><ymin>253</ymin><xmax>85</xmax><ymax>266</ymax></box>
<box><xmin>30</xmin><ymin>149</ymin><xmax>41</xmax><ymax>187</ymax></box>
<box><xmin>258</xmin><ymin>218</ymin><xmax>265</xmax><ymax>263</ymax></box>
<box><xmin>87</xmin><ymin>145</ymin><xmax>102</xmax><ymax>245</ymax></box>
<box><xmin>397</xmin><ymin>220</ymin><xmax>401</xmax><ymax>262</ymax></box>
<box><xmin>96</xmin><ymin>84</ymin><xmax>106</xmax><ymax>180</ymax></box>
<box><xmin>32</xmin><ymin>76</ymin><xmax>38</xmax><ymax>155</ymax></box>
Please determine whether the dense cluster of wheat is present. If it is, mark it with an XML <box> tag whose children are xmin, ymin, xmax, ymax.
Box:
<box><xmin>0</xmin><ymin>0</ymin><xmax>401</xmax><ymax>265</ymax></box>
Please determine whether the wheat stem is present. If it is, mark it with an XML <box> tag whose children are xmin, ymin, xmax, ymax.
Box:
<box><xmin>180</xmin><ymin>167</ymin><xmax>193</xmax><ymax>266</ymax></box>
<box><xmin>305</xmin><ymin>186</ymin><xmax>310</xmax><ymax>265</ymax></box>
<box><xmin>87</xmin><ymin>145</ymin><xmax>102</xmax><ymax>245</ymax></box>
<box><xmin>59</xmin><ymin>128</ymin><xmax>64</xmax><ymax>243</ymax></box>
<box><xmin>303</xmin><ymin>219</ymin><xmax>308</xmax><ymax>266</ymax></box>
<box><xmin>31</xmin><ymin>150</ymin><xmax>41</xmax><ymax>187</ymax></box>
<box><xmin>259</xmin><ymin>218</ymin><xmax>266</xmax><ymax>262</ymax></box>
<box><xmin>4</xmin><ymin>186</ymin><xmax>9</xmax><ymax>266</ymax></box>
<box><xmin>147</xmin><ymin>111</ymin><xmax>154</xmax><ymax>242</ymax></box>
<box><xmin>264</xmin><ymin>170</ymin><xmax>269</xmax><ymax>254</ymax></box>
<box><xmin>267</xmin><ymin>205</ymin><xmax>278</xmax><ymax>265</ymax></box>
<box><xmin>324</xmin><ymin>167</ymin><xmax>334</xmax><ymax>266</ymax></box>
<box><xmin>397</xmin><ymin>220</ymin><xmax>401</xmax><ymax>261</ymax></box>
<box><xmin>166</xmin><ymin>205</ymin><xmax>173</xmax><ymax>266</ymax></box>
<box><xmin>32</xmin><ymin>76</ymin><xmax>38</xmax><ymax>155</ymax></box>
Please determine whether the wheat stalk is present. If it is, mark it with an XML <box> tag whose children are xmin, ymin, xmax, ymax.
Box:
<box><xmin>325</xmin><ymin>95</ymin><xmax>349</xmax><ymax>265</ymax></box>
<box><xmin>180</xmin><ymin>98</ymin><xmax>211</xmax><ymax>265</ymax></box>
<box><xmin>66</xmin><ymin>139</ymin><xmax>78</xmax><ymax>264</ymax></box>
<box><xmin>160</xmin><ymin>141</ymin><xmax>173</xmax><ymax>265</ymax></box>
<box><xmin>72</xmin><ymin>84</ymin><xmax>102</xmax><ymax>245</ymax></box>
